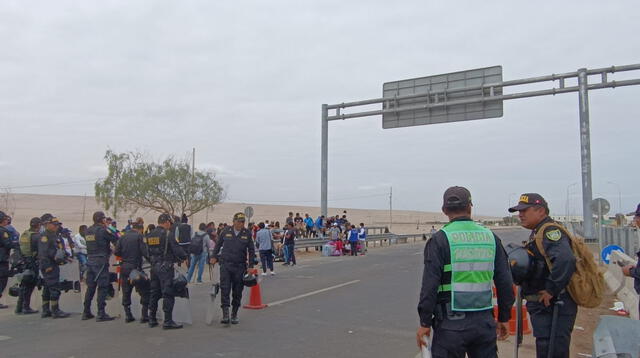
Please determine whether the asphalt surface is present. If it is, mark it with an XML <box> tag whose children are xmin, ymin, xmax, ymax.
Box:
<box><xmin>0</xmin><ymin>228</ymin><xmax>529</xmax><ymax>358</ymax></box>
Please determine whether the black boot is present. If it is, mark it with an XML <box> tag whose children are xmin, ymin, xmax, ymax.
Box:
<box><xmin>231</xmin><ymin>306</ymin><xmax>239</xmax><ymax>325</ymax></box>
<box><xmin>81</xmin><ymin>309</ymin><xmax>95</xmax><ymax>320</ymax></box>
<box><xmin>96</xmin><ymin>309</ymin><xmax>115</xmax><ymax>322</ymax></box>
<box><xmin>220</xmin><ymin>307</ymin><xmax>230</xmax><ymax>324</ymax></box>
<box><xmin>140</xmin><ymin>305</ymin><xmax>149</xmax><ymax>324</ymax></box>
<box><xmin>148</xmin><ymin>310</ymin><xmax>158</xmax><ymax>327</ymax></box>
<box><xmin>41</xmin><ymin>301</ymin><xmax>52</xmax><ymax>318</ymax></box>
<box><xmin>22</xmin><ymin>307</ymin><xmax>38</xmax><ymax>315</ymax></box>
<box><xmin>51</xmin><ymin>301</ymin><xmax>70</xmax><ymax>319</ymax></box>
<box><xmin>15</xmin><ymin>295</ymin><xmax>23</xmax><ymax>315</ymax></box>
<box><xmin>162</xmin><ymin>311</ymin><xmax>183</xmax><ymax>330</ymax></box>
<box><xmin>123</xmin><ymin>306</ymin><xmax>135</xmax><ymax>323</ymax></box>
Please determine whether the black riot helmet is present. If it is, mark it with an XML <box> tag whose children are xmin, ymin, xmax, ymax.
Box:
<box><xmin>173</xmin><ymin>272</ymin><xmax>188</xmax><ymax>291</ymax></box>
<box><xmin>128</xmin><ymin>269</ymin><xmax>148</xmax><ymax>285</ymax></box>
<box><xmin>243</xmin><ymin>272</ymin><xmax>258</xmax><ymax>287</ymax></box>
<box><xmin>54</xmin><ymin>248</ymin><xmax>67</xmax><ymax>265</ymax></box>
<box><xmin>505</xmin><ymin>242</ymin><xmax>534</xmax><ymax>285</ymax></box>
<box><xmin>93</xmin><ymin>211</ymin><xmax>106</xmax><ymax>224</ymax></box>
<box><xmin>8</xmin><ymin>284</ymin><xmax>20</xmax><ymax>297</ymax></box>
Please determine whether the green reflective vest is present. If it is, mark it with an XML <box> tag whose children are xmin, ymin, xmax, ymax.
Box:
<box><xmin>439</xmin><ymin>220</ymin><xmax>496</xmax><ymax>311</ymax></box>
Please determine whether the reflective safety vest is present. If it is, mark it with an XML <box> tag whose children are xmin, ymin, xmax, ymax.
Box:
<box><xmin>439</xmin><ymin>221</ymin><xmax>496</xmax><ymax>311</ymax></box>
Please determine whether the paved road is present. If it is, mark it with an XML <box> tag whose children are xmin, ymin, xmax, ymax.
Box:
<box><xmin>0</xmin><ymin>228</ymin><xmax>529</xmax><ymax>358</ymax></box>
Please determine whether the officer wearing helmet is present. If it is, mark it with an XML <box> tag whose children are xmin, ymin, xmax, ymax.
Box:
<box><xmin>416</xmin><ymin>187</ymin><xmax>514</xmax><ymax>356</ymax></box>
<box><xmin>114</xmin><ymin>217</ymin><xmax>150</xmax><ymax>323</ymax></box>
<box><xmin>145</xmin><ymin>213</ymin><xmax>188</xmax><ymax>329</ymax></box>
<box><xmin>15</xmin><ymin>217</ymin><xmax>42</xmax><ymax>315</ymax></box>
<box><xmin>509</xmin><ymin>193</ymin><xmax>576</xmax><ymax>358</ymax></box>
<box><xmin>38</xmin><ymin>215</ymin><xmax>70</xmax><ymax>318</ymax></box>
<box><xmin>210</xmin><ymin>212</ymin><xmax>256</xmax><ymax>325</ymax></box>
<box><xmin>1</xmin><ymin>210</ymin><xmax>20</xmax><ymax>309</ymax></box>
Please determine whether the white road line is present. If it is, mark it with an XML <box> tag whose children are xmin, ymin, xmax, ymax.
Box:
<box><xmin>266</xmin><ymin>280</ymin><xmax>361</xmax><ymax>307</ymax></box>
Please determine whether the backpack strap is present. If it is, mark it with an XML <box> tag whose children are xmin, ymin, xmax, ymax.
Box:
<box><xmin>533</xmin><ymin>221</ymin><xmax>573</xmax><ymax>270</ymax></box>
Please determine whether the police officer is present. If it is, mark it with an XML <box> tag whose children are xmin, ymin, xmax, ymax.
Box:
<box><xmin>82</xmin><ymin>211</ymin><xmax>118</xmax><ymax>321</ymax></box>
<box><xmin>210</xmin><ymin>212</ymin><xmax>256</xmax><ymax>325</ymax></box>
<box><xmin>417</xmin><ymin>187</ymin><xmax>514</xmax><ymax>357</ymax></box>
<box><xmin>145</xmin><ymin>213</ymin><xmax>187</xmax><ymax>329</ymax></box>
<box><xmin>15</xmin><ymin>217</ymin><xmax>42</xmax><ymax>314</ymax></box>
<box><xmin>509</xmin><ymin>193</ymin><xmax>576</xmax><ymax>358</ymax></box>
<box><xmin>0</xmin><ymin>211</ymin><xmax>20</xmax><ymax>309</ymax></box>
<box><xmin>38</xmin><ymin>216</ymin><xmax>70</xmax><ymax>318</ymax></box>
<box><xmin>114</xmin><ymin>218</ymin><xmax>150</xmax><ymax>323</ymax></box>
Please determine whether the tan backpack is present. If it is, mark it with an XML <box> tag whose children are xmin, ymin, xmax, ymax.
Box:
<box><xmin>534</xmin><ymin>222</ymin><xmax>605</xmax><ymax>308</ymax></box>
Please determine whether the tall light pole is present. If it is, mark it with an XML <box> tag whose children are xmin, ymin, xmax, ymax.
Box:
<box><xmin>606</xmin><ymin>181</ymin><xmax>622</xmax><ymax>214</ymax></box>
<box><xmin>566</xmin><ymin>182</ymin><xmax>578</xmax><ymax>221</ymax></box>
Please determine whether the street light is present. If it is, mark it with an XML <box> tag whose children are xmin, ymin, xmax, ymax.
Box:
<box><xmin>606</xmin><ymin>181</ymin><xmax>622</xmax><ymax>214</ymax></box>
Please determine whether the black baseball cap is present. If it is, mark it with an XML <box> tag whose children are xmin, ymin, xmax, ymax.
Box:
<box><xmin>442</xmin><ymin>186</ymin><xmax>472</xmax><ymax>208</ymax></box>
<box><xmin>30</xmin><ymin>217</ymin><xmax>42</xmax><ymax>227</ymax></box>
<box><xmin>508</xmin><ymin>193</ymin><xmax>548</xmax><ymax>213</ymax></box>
<box><xmin>628</xmin><ymin>203</ymin><xmax>640</xmax><ymax>217</ymax></box>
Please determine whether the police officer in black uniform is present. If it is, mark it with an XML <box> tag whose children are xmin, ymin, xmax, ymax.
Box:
<box><xmin>114</xmin><ymin>218</ymin><xmax>150</xmax><ymax>323</ymax></box>
<box><xmin>509</xmin><ymin>193</ymin><xmax>576</xmax><ymax>358</ymax></box>
<box><xmin>416</xmin><ymin>187</ymin><xmax>514</xmax><ymax>356</ymax></box>
<box><xmin>0</xmin><ymin>211</ymin><xmax>20</xmax><ymax>309</ymax></box>
<box><xmin>15</xmin><ymin>217</ymin><xmax>42</xmax><ymax>314</ymax></box>
<box><xmin>145</xmin><ymin>213</ymin><xmax>187</xmax><ymax>329</ymax></box>
<box><xmin>38</xmin><ymin>215</ymin><xmax>70</xmax><ymax>318</ymax></box>
<box><xmin>82</xmin><ymin>211</ymin><xmax>118</xmax><ymax>321</ymax></box>
<box><xmin>210</xmin><ymin>212</ymin><xmax>256</xmax><ymax>325</ymax></box>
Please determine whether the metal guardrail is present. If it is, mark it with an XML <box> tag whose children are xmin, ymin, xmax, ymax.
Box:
<box><xmin>292</xmin><ymin>232</ymin><xmax>430</xmax><ymax>250</ymax></box>
<box><xmin>564</xmin><ymin>221</ymin><xmax>640</xmax><ymax>255</ymax></box>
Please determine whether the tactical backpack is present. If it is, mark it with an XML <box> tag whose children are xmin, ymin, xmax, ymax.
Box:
<box><xmin>534</xmin><ymin>222</ymin><xmax>605</xmax><ymax>308</ymax></box>
<box><xmin>189</xmin><ymin>232</ymin><xmax>205</xmax><ymax>255</ymax></box>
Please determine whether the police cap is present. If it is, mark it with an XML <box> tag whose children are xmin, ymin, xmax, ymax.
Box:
<box><xmin>442</xmin><ymin>186</ymin><xmax>472</xmax><ymax>209</ymax></box>
<box><xmin>92</xmin><ymin>211</ymin><xmax>106</xmax><ymax>224</ymax></box>
<box><xmin>627</xmin><ymin>203</ymin><xmax>640</xmax><ymax>217</ymax></box>
<box><xmin>508</xmin><ymin>193</ymin><xmax>548</xmax><ymax>213</ymax></box>
<box><xmin>233</xmin><ymin>212</ymin><xmax>246</xmax><ymax>222</ymax></box>
<box><xmin>40</xmin><ymin>213</ymin><xmax>53</xmax><ymax>223</ymax></box>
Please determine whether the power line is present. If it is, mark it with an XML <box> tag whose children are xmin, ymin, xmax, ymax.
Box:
<box><xmin>1</xmin><ymin>178</ymin><xmax>102</xmax><ymax>190</ymax></box>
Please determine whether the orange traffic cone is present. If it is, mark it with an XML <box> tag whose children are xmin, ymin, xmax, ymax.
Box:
<box><xmin>243</xmin><ymin>268</ymin><xmax>267</xmax><ymax>310</ymax></box>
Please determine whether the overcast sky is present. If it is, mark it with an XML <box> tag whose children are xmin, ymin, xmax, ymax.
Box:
<box><xmin>1</xmin><ymin>1</ymin><xmax>638</xmax><ymax>217</ymax></box>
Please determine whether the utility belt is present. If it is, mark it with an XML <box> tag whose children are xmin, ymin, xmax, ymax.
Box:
<box><xmin>150</xmin><ymin>257</ymin><xmax>174</xmax><ymax>272</ymax></box>
<box><xmin>433</xmin><ymin>302</ymin><xmax>493</xmax><ymax>326</ymax></box>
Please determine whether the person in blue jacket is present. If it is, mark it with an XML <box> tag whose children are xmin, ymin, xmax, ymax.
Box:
<box><xmin>348</xmin><ymin>225</ymin><xmax>359</xmax><ymax>257</ymax></box>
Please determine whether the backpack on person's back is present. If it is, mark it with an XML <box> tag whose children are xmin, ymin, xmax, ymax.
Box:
<box><xmin>189</xmin><ymin>232</ymin><xmax>206</xmax><ymax>255</ymax></box>
<box><xmin>533</xmin><ymin>222</ymin><xmax>605</xmax><ymax>308</ymax></box>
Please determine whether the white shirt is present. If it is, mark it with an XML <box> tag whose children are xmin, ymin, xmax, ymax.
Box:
<box><xmin>72</xmin><ymin>233</ymin><xmax>87</xmax><ymax>255</ymax></box>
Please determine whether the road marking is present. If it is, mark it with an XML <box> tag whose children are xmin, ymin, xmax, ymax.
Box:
<box><xmin>0</xmin><ymin>335</ymin><xmax>11</xmax><ymax>341</ymax></box>
<box><xmin>267</xmin><ymin>280</ymin><xmax>360</xmax><ymax>306</ymax></box>
<box><xmin>413</xmin><ymin>252</ymin><xmax>422</xmax><ymax>255</ymax></box>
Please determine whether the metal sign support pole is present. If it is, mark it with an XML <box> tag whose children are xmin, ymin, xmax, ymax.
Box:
<box><xmin>578</xmin><ymin>68</ymin><xmax>595</xmax><ymax>240</ymax></box>
<box><xmin>321</xmin><ymin>104</ymin><xmax>329</xmax><ymax>217</ymax></box>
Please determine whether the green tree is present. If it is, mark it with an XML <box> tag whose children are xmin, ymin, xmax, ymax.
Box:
<box><xmin>95</xmin><ymin>150</ymin><xmax>225</xmax><ymax>218</ymax></box>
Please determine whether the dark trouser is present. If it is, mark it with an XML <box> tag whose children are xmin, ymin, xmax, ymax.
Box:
<box><xmin>121</xmin><ymin>265</ymin><xmax>150</xmax><ymax>308</ymax></box>
<box><xmin>285</xmin><ymin>244</ymin><xmax>296</xmax><ymax>265</ymax></box>
<box><xmin>0</xmin><ymin>262</ymin><xmax>8</xmax><ymax>299</ymax></box>
<box><xmin>84</xmin><ymin>260</ymin><xmax>110</xmax><ymax>312</ymax></box>
<box><xmin>431</xmin><ymin>310</ymin><xmax>497</xmax><ymax>358</ymax></box>
<box><xmin>527</xmin><ymin>294</ymin><xmax>577</xmax><ymax>358</ymax></box>
<box><xmin>259</xmin><ymin>250</ymin><xmax>274</xmax><ymax>273</ymax></box>
<box><xmin>349</xmin><ymin>241</ymin><xmax>358</xmax><ymax>256</ymax></box>
<box><xmin>41</xmin><ymin>265</ymin><xmax>61</xmax><ymax>302</ymax></box>
<box><xmin>18</xmin><ymin>281</ymin><xmax>36</xmax><ymax>309</ymax></box>
<box><xmin>149</xmin><ymin>262</ymin><xmax>175</xmax><ymax>322</ymax></box>
<box><xmin>220</xmin><ymin>262</ymin><xmax>245</xmax><ymax>309</ymax></box>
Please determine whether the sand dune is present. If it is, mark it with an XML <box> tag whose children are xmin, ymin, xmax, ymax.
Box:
<box><xmin>1</xmin><ymin>193</ymin><xmax>498</xmax><ymax>235</ymax></box>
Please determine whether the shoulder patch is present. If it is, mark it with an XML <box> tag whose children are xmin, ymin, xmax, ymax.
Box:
<box><xmin>545</xmin><ymin>229</ymin><xmax>562</xmax><ymax>241</ymax></box>
<box><xmin>3</xmin><ymin>232</ymin><xmax>8</xmax><ymax>239</ymax></box>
